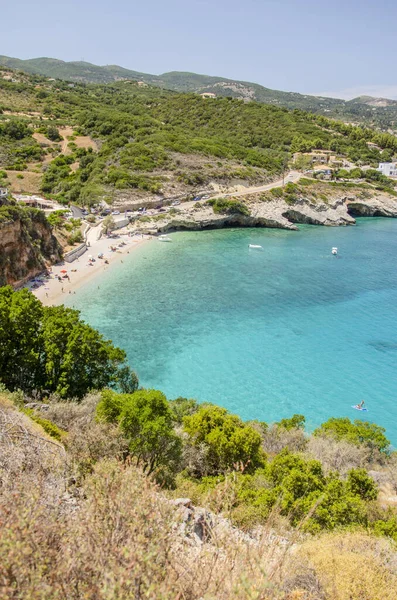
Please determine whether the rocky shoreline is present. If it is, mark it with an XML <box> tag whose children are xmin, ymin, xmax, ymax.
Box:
<box><xmin>129</xmin><ymin>190</ymin><xmax>397</xmax><ymax>235</ymax></box>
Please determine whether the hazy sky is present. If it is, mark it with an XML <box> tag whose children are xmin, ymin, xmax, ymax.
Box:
<box><xmin>3</xmin><ymin>0</ymin><xmax>397</xmax><ymax>99</ymax></box>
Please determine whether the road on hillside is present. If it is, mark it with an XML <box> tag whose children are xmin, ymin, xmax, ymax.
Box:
<box><xmin>70</xmin><ymin>205</ymin><xmax>84</xmax><ymax>219</ymax></box>
<box><xmin>212</xmin><ymin>170</ymin><xmax>302</xmax><ymax>199</ymax></box>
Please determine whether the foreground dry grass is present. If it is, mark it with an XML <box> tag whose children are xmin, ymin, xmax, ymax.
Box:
<box><xmin>2</xmin><ymin>396</ymin><xmax>397</xmax><ymax>599</ymax></box>
<box><xmin>296</xmin><ymin>532</ymin><xmax>397</xmax><ymax>600</ymax></box>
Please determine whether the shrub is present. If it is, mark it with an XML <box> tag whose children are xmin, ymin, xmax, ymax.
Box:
<box><xmin>183</xmin><ymin>405</ymin><xmax>264</xmax><ymax>476</ymax></box>
<box><xmin>46</xmin><ymin>125</ymin><xmax>62</xmax><ymax>142</ymax></box>
<box><xmin>276</xmin><ymin>414</ymin><xmax>305</xmax><ymax>430</ymax></box>
<box><xmin>207</xmin><ymin>197</ymin><xmax>250</xmax><ymax>216</ymax></box>
<box><xmin>169</xmin><ymin>396</ymin><xmax>200</xmax><ymax>424</ymax></box>
<box><xmin>22</xmin><ymin>408</ymin><xmax>66</xmax><ymax>442</ymax></box>
<box><xmin>306</xmin><ymin>435</ymin><xmax>372</xmax><ymax>476</ymax></box>
<box><xmin>346</xmin><ymin>468</ymin><xmax>377</xmax><ymax>501</ymax></box>
<box><xmin>97</xmin><ymin>389</ymin><xmax>182</xmax><ymax>478</ymax></box>
<box><xmin>67</xmin><ymin>230</ymin><xmax>84</xmax><ymax>245</ymax></box>
<box><xmin>270</xmin><ymin>187</ymin><xmax>283</xmax><ymax>197</ymax></box>
<box><xmin>262</xmin><ymin>424</ymin><xmax>307</xmax><ymax>455</ymax></box>
<box><xmin>314</xmin><ymin>417</ymin><xmax>390</xmax><ymax>454</ymax></box>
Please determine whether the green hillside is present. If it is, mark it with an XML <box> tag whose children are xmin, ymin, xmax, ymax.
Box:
<box><xmin>1</xmin><ymin>68</ymin><xmax>396</xmax><ymax>205</ymax></box>
<box><xmin>2</xmin><ymin>54</ymin><xmax>397</xmax><ymax>129</ymax></box>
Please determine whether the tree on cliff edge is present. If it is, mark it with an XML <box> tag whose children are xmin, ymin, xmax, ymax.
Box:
<box><xmin>0</xmin><ymin>287</ymin><xmax>138</xmax><ymax>399</ymax></box>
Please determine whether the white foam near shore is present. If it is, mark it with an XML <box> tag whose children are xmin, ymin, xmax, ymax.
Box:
<box><xmin>29</xmin><ymin>229</ymin><xmax>152</xmax><ymax>306</ymax></box>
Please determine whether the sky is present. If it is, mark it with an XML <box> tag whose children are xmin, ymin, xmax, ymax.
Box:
<box><xmin>3</xmin><ymin>0</ymin><xmax>397</xmax><ymax>99</ymax></box>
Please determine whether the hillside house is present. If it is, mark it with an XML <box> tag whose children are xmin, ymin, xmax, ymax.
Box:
<box><xmin>200</xmin><ymin>92</ymin><xmax>217</xmax><ymax>99</ymax></box>
<box><xmin>315</xmin><ymin>169</ymin><xmax>332</xmax><ymax>180</ymax></box>
<box><xmin>378</xmin><ymin>162</ymin><xmax>397</xmax><ymax>178</ymax></box>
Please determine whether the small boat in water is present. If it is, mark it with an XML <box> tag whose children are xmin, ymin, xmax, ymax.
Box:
<box><xmin>331</xmin><ymin>247</ymin><xmax>338</xmax><ymax>255</ymax></box>
<box><xmin>158</xmin><ymin>235</ymin><xmax>172</xmax><ymax>242</ymax></box>
<box><xmin>249</xmin><ymin>244</ymin><xmax>263</xmax><ymax>249</ymax></box>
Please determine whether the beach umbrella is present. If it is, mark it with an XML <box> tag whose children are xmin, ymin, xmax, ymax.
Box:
<box><xmin>60</xmin><ymin>269</ymin><xmax>68</xmax><ymax>273</ymax></box>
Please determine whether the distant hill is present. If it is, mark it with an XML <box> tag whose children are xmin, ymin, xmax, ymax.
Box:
<box><xmin>1</xmin><ymin>54</ymin><xmax>397</xmax><ymax>129</ymax></box>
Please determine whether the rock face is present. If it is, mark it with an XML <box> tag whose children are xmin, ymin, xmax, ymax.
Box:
<box><xmin>132</xmin><ymin>191</ymin><xmax>397</xmax><ymax>235</ymax></box>
<box><xmin>0</xmin><ymin>209</ymin><xmax>62</xmax><ymax>286</ymax></box>
<box><xmin>346</xmin><ymin>193</ymin><xmax>397</xmax><ymax>218</ymax></box>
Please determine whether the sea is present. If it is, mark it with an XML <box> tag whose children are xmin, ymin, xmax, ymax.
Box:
<box><xmin>65</xmin><ymin>218</ymin><xmax>397</xmax><ymax>444</ymax></box>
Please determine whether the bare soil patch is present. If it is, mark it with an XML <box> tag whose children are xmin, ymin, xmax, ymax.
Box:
<box><xmin>5</xmin><ymin>170</ymin><xmax>42</xmax><ymax>194</ymax></box>
<box><xmin>58</xmin><ymin>126</ymin><xmax>98</xmax><ymax>155</ymax></box>
<box><xmin>33</xmin><ymin>132</ymin><xmax>53</xmax><ymax>145</ymax></box>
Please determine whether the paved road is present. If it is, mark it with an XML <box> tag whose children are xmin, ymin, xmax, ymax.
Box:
<box><xmin>70</xmin><ymin>205</ymin><xmax>85</xmax><ymax>219</ymax></box>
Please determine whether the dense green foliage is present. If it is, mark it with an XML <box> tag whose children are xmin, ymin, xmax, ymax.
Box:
<box><xmin>314</xmin><ymin>417</ymin><xmax>390</xmax><ymax>454</ymax></box>
<box><xmin>213</xmin><ymin>452</ymin><xmax>377</xmax><ymax>532</ymax></box>
<box><xmin>183</xmin><ymin>405</ymin><xmax>264</xmax><ymax>475</ymax></box>
<box><xmin>276</xmin><ymin>413</ymin><xmax>306</xmax><ymax>430</ymax></box>
<box><xmin>97</xmin><ymin>389</ymin><xmax>182</xmax><ymax>476</ymax></box>
<box><xmin>0</xmin><ymin>110</ymin><xmax>43</xmax><ymax>169</ymax></box>
<box><xmin>1</xmin><ymin>69</ymin><xmax>396</xmax><ymax>207</ymax></box>
<box><xmin>0</xmin><ymin>287</ymin><xmax>138</xmax><ymax>398</ymax></box>
<box><xmin>207</xmin><ymin>198</ymin><xmax>250</xmax><ymax>216</ymax></box>
<box><xmin>0</xmin><ymin>202</ymin><xmax>46</xmax><ymax>225</ymax></box>
<box><xmin>2</xmin><ymin>55</ymin><xmax>397</xmax><ymax>129</ymax></box>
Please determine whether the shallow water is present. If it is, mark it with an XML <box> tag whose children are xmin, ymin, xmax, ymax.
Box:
<box><xmin>66</xmin><ymin>219</ymin><xmax>397</xmax><ymax>442</ymax></box>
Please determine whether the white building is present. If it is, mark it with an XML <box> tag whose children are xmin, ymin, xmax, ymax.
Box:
<box><xmin>378</xmin><ymin>162</ymin><xmax>397</xmax><ymax>177</ymax></box>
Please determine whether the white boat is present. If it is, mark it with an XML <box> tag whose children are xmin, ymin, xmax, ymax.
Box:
<box><xmin>331</xmin><ymin>247</ymin><xmax>338</xmax><ymax>255</ymax></box>
<box><xmin>249</xmin><ymin>244</ymin><xmax>263</xmax><ymax>249</ymax></box>
<box><xmin>158</xmin><ymin>235</ymin><xmax>172</xmax><ymax>242</ymax></box>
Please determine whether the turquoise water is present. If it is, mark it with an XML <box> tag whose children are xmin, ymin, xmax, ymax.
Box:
<box><xmin>66</xmin><ymin>219</ymin><xmax>397</xmax><ymax>442</ymax></box>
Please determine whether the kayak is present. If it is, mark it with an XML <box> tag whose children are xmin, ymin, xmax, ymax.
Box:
<box><xmin>352</xmin><ymin>405</ymin><xmax>368</xmax><ymax>412</ymax></box>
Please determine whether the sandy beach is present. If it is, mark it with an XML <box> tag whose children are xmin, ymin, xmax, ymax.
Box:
<box><xmin>28</xmin><ymin>228</ymin><xmax>152</xmax><ymax>306</ymax></box>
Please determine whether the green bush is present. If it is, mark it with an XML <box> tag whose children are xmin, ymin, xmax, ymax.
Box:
<box><xmin>22</xmin><ymin>407</ymin><xmax>66</xmax><ymax>442</ymax></box>
<box><xmin>46</xmin><ymin>125</ymin><xmax>62</xmax><ymax>142</ymax></box>
<box><xmin>183</xmin><ymin>405</ymin><xmax>264</xmax><ymax>475</ymax></box>
<box><xmin>67</xmin><ymin>230</ymin><xmax>84</xmax><ymax>245</ymax></box>
<box><xmin>207</xmin><ymin>198</ymin><xmax>250</xmax><ymax>216</ymax></box>
<box><xmin>169</xmin><ymin>397</ymin><xmax>200</xmax><ymax>424</ymax></box>
<box><xmin>97</xmin><ymin>389</ymin><xmax>182</xmax><ymax>477</ymax></box>
<box><xmin>276</xmin><ymin>414</ymin><xmax>305</xmax><ymax>430</ymax></box>
<box><xmin>0</xmin><ymin>287</ymin><xmax>138</xmax><ymax>399</ymax></box>
<box><xmin>314</xmin><ymin>417</ymin><xmax>390</xmax><ymax>454</ymax></box>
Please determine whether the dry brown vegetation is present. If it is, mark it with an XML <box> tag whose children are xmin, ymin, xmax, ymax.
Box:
<box><xmin>2</xmin><ymin>391</ymin><xmax>397</xmax><ymax>599</ymax></box>
<box><xmin>3</xmin><ymin>170</ymin><xmax>42</xmax><ymax>193</ymax></box>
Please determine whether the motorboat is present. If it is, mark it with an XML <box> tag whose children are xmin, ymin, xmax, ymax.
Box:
<box><xmin>249</xmin><ymin>244</ymin><xmax>263</xmax><ymax>249</ymax></box>
<box><xmin>158</xmin><ymin>235</ymin><xmax>172</xmax><ymax>242</ymax></box>
<box><xmin>331</xmin><ymin>247</ymin><xmax>338</xmax><ymax>255</ymax></box>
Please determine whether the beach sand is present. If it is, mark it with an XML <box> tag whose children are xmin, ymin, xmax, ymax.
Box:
<box><xmin>29</xmin><ymin>230</ymin><xmax>152</xmax><ymax>306</ymax></box>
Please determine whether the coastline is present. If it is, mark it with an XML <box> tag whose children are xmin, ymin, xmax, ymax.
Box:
<box><xmin>29</xmin><ymin>230</ymin><xmax>152</xmax><ymax>306</ymax></box>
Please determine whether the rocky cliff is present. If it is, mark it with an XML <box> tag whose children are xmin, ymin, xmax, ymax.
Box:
<box><xmin>0</xmin><ymin>205</ymin><xmax>62</xmax><ymax>286</ymax></box>
<box><xmin>130</xmin><ymin>189</ymin><xmax>397</xmax><ymax>235</ymax></box>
